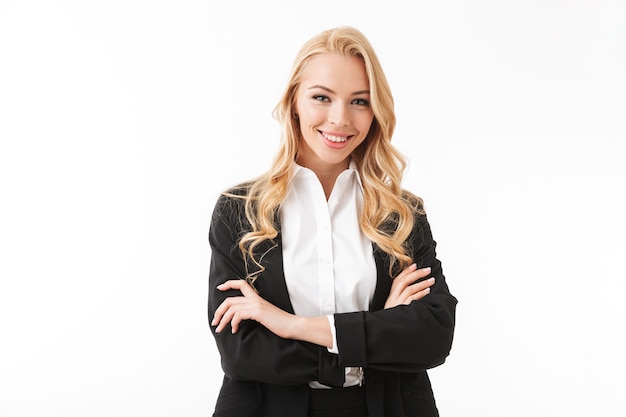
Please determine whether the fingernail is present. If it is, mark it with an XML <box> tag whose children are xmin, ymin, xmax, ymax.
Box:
<box><xmin>429</xmin><ymin>277</ymin><xmax>435</xmax><ymax>283</ymax></box>
<box><xmin>424</xmin><ymin>288</ymin><xmax>431</xmax><ymax>294</ymax></box>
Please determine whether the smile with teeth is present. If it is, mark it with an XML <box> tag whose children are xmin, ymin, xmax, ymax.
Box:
<box><xmin>321</xmin><ymin>132</ymin><xmax>351</xmax><ymax>143</ymax></box>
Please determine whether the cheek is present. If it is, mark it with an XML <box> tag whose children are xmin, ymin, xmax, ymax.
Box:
<box><xmin>299</xmin><ymin>105</ymin><xmax>320</xmax><ymax>125</ymax></box>
<box><xmin>357</xmin><ymin>113</ymin><xmax>375</xmax><ymax>133</ymax></box>
<box><xmin>297</xmin><ymin>100</ymin><xmax>326</xmax><ymax>125</ymax></box>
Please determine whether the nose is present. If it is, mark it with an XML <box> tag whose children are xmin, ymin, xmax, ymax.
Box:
<box><xmin>327</xmin><ymin>103</ymin><xmax>350</xmax><ymax>127</ymax></box>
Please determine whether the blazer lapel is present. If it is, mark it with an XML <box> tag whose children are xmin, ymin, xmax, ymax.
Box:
<box><xmin>370</xmin><ymin>246</ymin><xmax>392</xmax><ymax>311</ymax></box>
<box><xmin>255</xmin><ymin>235</ymin><xmax>296</xmax><ymax>314</ymax></box>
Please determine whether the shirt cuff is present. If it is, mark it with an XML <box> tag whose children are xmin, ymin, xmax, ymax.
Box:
<box><xmin>326</xmin><ymin>314</ymin><xmax>339</xmax><ymax>354</ymax></box>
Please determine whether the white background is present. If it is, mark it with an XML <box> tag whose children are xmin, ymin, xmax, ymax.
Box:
<box><xmin>1</xmin><ymin>1</ymin><xmax>625</xmax><ymax>416</ymax></box>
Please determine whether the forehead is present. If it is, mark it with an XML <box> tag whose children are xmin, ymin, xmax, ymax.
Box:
<box><xmin>299</xmin><ymin>53</ymin><xmax>370</xmax><ymax>92</ymax></box>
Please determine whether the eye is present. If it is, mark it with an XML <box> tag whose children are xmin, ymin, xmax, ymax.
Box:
<box><xmin>312</xmin><ymin>95</ymin><xmax>330</xmax><ymax>102</ymax></box>
<box><xmin>352</xmin><ymin>98</ymin><xmax>370</xmax><ymax>106</ymax></box>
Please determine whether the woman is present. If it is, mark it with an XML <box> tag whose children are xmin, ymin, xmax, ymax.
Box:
<box><xmin>208</xmin><ymin>26</ymin><xmax>457</xmax><ymax>417</ymax></box>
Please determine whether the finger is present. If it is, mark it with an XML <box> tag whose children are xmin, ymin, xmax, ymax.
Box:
<box><xmin>394</xmin><ymin>263</ymin><xmax>417</xmax><ymax>280</ymax></box>
<box><xmin>217</xmin><ymin>279</ymin><xmax>256</xmax><ymax>297</ymax></box>
<box><xmin>391</xmin><ymin>264</ymin><xmax>420</xmax><ymax>290</ymax></box>
<box><xmin>411</xmin><ymin>267</ymin><xmax>432</xmax><ymax>281</ymax></box>
<box><xmin>411</xmin><ymin>277</ymin><xmax>435</xmax><ymax>292</ymax></box>
<box><xmin>230</xmin><ymin>308</ymin><xmax>253</xmax><ymax>334</ymax></box>
<box><xmin>214</xmin><ymin>305</ymin><xmax>236</xmax><ymax>333</ymax></box>
<box><xmin>405</xmin><ymin>287</ymin><xmax>431</xmax><ymax>304</ymax></box>
<box><xmin>392</xmin><ymin>267</ymin><xmax>432</xmax><ymax>294</ymax></box>
<box><xmin>211</xmin><ymin>300</ymin><xmax>228</xmax><ymax>327</ymax></box>
<box><xmin>211</xmin><ymin>299</ymin><xmax>229</xmax><ymax>333</ymax></box>
<box><xmin>400</xmin><ymin>267</ymin><xmax>432</xmax><ymax>287</ymax></box>
<box><xmin>212</xmin><ymin>297</ymin><xmax>241</xmax><ymax>330</ymax></box>
<box><xmin>212</xmin><ymin>295</ymin><xmax>237</xmax><ymax>326</ymax></box>
<box><xmin>399</xmin><ymin>277</ymin><xmax>435</xmax><ymax>301</ymax></box>
<box><xmin>230</xmin><ymin>312</ymin><xmax>240</xmax><ymax>334</ymax></box>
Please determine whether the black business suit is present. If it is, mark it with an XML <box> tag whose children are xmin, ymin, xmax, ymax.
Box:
<box><xmin>208</xmin><ymin>188</ymin><xmax>457</xmax><ymax>417</ymax></box>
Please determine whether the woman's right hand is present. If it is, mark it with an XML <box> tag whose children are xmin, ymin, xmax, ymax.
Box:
<box><xmin>384</xmin><ymin>264</ymin><xmax>435</xmax><ymax>309</ymax></box>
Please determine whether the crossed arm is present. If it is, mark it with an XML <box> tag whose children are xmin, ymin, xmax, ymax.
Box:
<box><xmin>211</xmin><ymin>263</ymin><xmax>436</xmax><ymax>349</ymax></box>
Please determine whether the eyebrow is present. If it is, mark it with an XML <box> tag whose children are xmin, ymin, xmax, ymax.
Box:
<box><xmin>307</xmin><ymin>85</ymin><xmax>370</xmax><ymax>95</ymax></box>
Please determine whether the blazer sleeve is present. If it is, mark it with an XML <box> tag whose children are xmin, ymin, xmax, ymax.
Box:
<box><xmin>333</xmin><ymin>210</ymin><xmax>458</xmax><ymax>372</ymax></box>
<box><xmin>207</xmin><ymin>192</ymin><xmax>345</xmax><ymax>387</ymax></box>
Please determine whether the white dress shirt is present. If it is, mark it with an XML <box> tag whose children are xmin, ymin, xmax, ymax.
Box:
<box><xmin>280</xmin><ymin>162</ymin><xmax>377</xmax><ymax>388</ymax></box>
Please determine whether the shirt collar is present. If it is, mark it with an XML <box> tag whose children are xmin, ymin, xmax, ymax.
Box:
<box><xmin>291</xmin><ymin>160</ymin><xmax>364</xmax><ymax>193</ymax></box>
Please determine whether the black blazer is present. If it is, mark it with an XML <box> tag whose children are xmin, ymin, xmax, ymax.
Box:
<box><xmin>207</xmin><ymin>189</ymin><xmax>457</xmax><ymax>417</ymax></box>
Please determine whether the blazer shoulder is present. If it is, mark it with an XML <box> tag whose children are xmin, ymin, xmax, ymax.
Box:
<box><xmin>210</xmin><ymin>181</ymin><xmax>255</xmax><ymax>239</ymax></box>
<box><xmin>213</xmin><ymin>181</ymin><xmax>252</xmax><ymax>213</ymax></box>
<box><xmin>401</xmin><ymin>189</ymin><xmax>425</xmax><ymax>213</ymax></box>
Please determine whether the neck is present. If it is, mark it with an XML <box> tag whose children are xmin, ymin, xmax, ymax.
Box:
<box><xmin>296</xmin><ymin>159</ymin><xmax>350</xmax><ymax>200</ymax></box>
<box><xmin>316</xmin><ymin>168</ymin><xmax>343</xmax><ymax>200</ymax></box>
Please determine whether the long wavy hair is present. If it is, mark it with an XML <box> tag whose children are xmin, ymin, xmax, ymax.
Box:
<box><xmin>226</xmin><ymin>26</ymin><xmax>424</xmax><ymax>285</ymax></box>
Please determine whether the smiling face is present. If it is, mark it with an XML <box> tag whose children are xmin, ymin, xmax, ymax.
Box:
<box><xmin>294</xmin><ymin>53</ymin><xmax>374</xmax><ymax>175</ymax></box>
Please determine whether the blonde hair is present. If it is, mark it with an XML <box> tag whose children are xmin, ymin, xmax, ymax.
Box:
<box><xmin>226</xmin><ymin>26</ymin><xmax>424</xmax><ymax>285</ymax></box>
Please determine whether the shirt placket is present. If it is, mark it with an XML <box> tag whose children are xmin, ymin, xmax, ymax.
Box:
<box><xmin>317</xmin><ymin>200</ymin><xmax>335</xmax><ymax>316</ymax></box>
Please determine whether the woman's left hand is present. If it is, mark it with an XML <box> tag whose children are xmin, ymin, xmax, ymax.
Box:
<box><xmin>384</xmin><ymin>264</ymin><xmax>435</xmax><ymax>309</ymax></box>
<box><xmin>211</xmin><ymin>279</ymin><xmax>296</xmax><ymax>338</ymax></box>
